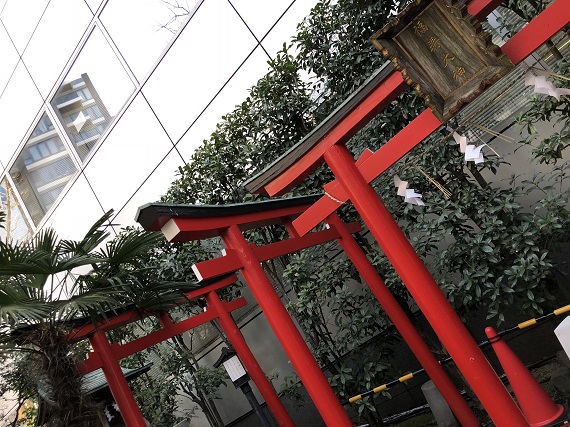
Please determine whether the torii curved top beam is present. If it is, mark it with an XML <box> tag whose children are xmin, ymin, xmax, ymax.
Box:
<box><xmin>244</xmin><ymin>0</ymin><xmax>569</xmax><ymax>200</ymax></box>
<box><xmin>136</xmin><ymin>194</ymin><xmax>321</xmax><ymax>241</ymax></box>
<box><xmin>243</xmin><ymin>62</ymin><xmax>397</xmax><ymax>194</ymax></box>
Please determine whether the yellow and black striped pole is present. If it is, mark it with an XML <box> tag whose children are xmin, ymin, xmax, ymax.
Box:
<box><xmin>347</xmin><ymin>370</ymin><xmax>422</xmax><ymax>404</ymax></box>
<box><xmin>343</xmin><ymin>304</ymin><xmax>570</xmax><ymax>405</ymax></box>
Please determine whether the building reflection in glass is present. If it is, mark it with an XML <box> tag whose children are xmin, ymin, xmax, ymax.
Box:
<box><xmin>0</xmin><ymin>178</ymin><xmax>33</xmax><ymax>242</ymax></box>
<box><xmin>9</xmin><ymin>113</ymin><xmax>77</xmax><ymax>226</ymax></box>
<box><xmin>51</xmin><ymin>73</ymin><xmax>113</xmax><ymax>161</ymax></box>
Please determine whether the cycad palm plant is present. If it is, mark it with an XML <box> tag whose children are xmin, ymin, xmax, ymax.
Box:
<box><xmin>0</xmin><ymin>211</ymin><xmax>193</xmax><ymax>426</ymax></box>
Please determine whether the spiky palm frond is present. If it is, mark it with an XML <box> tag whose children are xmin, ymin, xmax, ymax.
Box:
<box><xmin>97</xmin><ymin>228</ymin><xmax>163</xmax><ymax>269</ymax></box>
<box><xmin>0</xmin><ymin>273</ymin><xmax>49</xmax><ymax>325</ymax></box>
<box><xmin>0</xmin><ymin>230</ymin><xmax>101</xmax><ymax>291</ymax></box>
<box><xmin>0</xmin><ymin>299</ymin><xmax>53</xmax><ymax>326</ymax></box>
<box><xmin>0</xmin><ymin>212</ymin><xmax>118</xmax><ymax>330</ymax></box>
<box><xmin>122</xmin><ymin>277</ymin><xmax>199</xmax><ymax>311</ymax></box>
<box><xmin>1</xmin><ymin>209</ymin><xmax>196</xmax><ymax>332</ymax></box>
<box><xmin>59</xmin><ymin>210</ymin><xmax>112</xmax><ymax>256</ymax></box>
<box><xmin>53</xmin><ymin>287</ymin><xmax>127</xmax><ymax>323</ymax></box>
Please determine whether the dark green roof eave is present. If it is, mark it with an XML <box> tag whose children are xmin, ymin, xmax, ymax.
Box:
<box><xmin>243</xmin><ymin>61</ymin><xmax>395</xmax><ymax>194</ymax></box>
<box><xmin>136</xmin><ymin>194</ymin><xmax>323</xmax><ymax>231</ymax></box>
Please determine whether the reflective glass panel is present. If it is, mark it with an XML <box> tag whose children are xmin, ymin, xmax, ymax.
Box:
<box><xmin>0</xmin><ymin>177</ymin><xmax>33</xmax><ymax>243</ymax></box>
<box><xmin>82</xmin><ymin>94</ymin><xmax>174</xmax><ymax>223</ymax></box>
<box><xmin>23</xmin><ymin>0</ymin><xmax>92</xmax><ymax>98</ymax></box>
<box><xmin>50</xmin><ymin>26</ymin><xmax>135</xmax><ymax>161</ymax></box>
<box><xmin>176</xmin><ymin>46</ymin><xmax>271</xmax><ymax>160</ymax></box>
<box><xmin>101</xmin><ymin>0</ymin><xmax>178</xmax><ymax>82</ymax></box>
<box><xmin>9</xmin><ymin>113</ymin><xmax>77</xmax><ymax>226</ymax></box>
<box><xmin>0</xmin><ymin>22</ymin><xmax>19</xmax><ymax>94</ymax></box>
<box><xmin>0</xmin><ymin>61</ymin><xmax>43</xmax><ymax>166</ymax></box>
<box><xmin>0</xmin><ymin>0</ymin><xmax>49</xmax><ymax>54</ymax></box>
<box><xmin>143</xmin><ymin>0</ymin><xmax>256</xmax><ymax>142</ymax></box>
<box><xmin>45</xmin><ymin>173</ymin><xmax>106</xmax><ymax>241</ymax></box>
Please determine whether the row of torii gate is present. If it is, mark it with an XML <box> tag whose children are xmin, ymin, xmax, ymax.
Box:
<box><xmin>71</xmin><ymin>1</ymin><xmax>569</xmax><ymax>426</ymax></box>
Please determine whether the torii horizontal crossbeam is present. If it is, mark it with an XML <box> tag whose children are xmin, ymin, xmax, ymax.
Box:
<box><xmin>289</xmin><ymin>0</ymin><xmax>569</xmax><ymax>235</ymax></box>
<box><xmin>192</xmin><ymin>221</ymin><xmax>362</xmax><ymax>281</ymax></box>
<box><xmin>78</xmin><ymin>297</ymin><xmax>247</xmax><ymax>374</ymax></box>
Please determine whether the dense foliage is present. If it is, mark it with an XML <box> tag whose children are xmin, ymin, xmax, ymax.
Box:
<box><xmin>1</xmin><ymin>0</ymin><xmax>567</xmax><ymax>426</ymax></box>
<box><xmin>0</xmin><ymin>212</ymin><xmax>197</xmax><ymax>426</ymax></box>
<box><xmin>160</xmin><ymin>0</ymin><xmax>569</xmax><ymax>424</ymax></box>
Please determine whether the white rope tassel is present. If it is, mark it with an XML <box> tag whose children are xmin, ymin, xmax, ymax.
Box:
<box><xmin>394</xmin><ymin>174</ymin><xmax>424</xmax><ymax>206</ymax></box>
<box><xmin>452</xmin><ymin>131</ymin><xmax>484</xmax><ymax>164</ymax></box>
<box><xmin>525</xmin><ymin>70</ymin><xmax>570</xmax><ymax>101</ymax></box>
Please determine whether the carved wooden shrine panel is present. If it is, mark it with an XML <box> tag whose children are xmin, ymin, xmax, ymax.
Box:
<box><xmin>371</xmin><ymin>0</ymin><xmax>513</xmax><ymax>121</ymax></box>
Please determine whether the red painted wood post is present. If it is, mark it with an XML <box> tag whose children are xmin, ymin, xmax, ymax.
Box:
<box><xmin>90</xmin><ymin>331</ymin><xmax>148</xmax><ymax>427</ymax></box>
<box><xmin>221</xmin><ymin>224</ymin><xmax>353</xmax><ymax>427</ymax></box>
<box><xmin>323</xmin><ymin>144</ymin><xmax>528</xmax><ymax>427</ymax></box>
<box><xmin>205</xmin><ymin>291</ymin><xmax>296</xmax><ymax>427</ymax></box>
<box><xmin>325</xmin><ymin>213</ymin><xmax>479</xmax><ymax>427</ymax></box>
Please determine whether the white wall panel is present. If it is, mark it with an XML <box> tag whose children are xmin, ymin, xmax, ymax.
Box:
<box><xmin>82</xmin><ymin>94</ymin><xmax>172</xmax><ymax>221</ymax></box>
<box><xmin>44</xmin><ymin>173</ymin><xmax>106</xmax><ymax>241</ymax></box>
<box><xmin>1</xmin><ymin>0</ymin><xmax>50</xmax><ymax>54</ymax></box>
<box><xmin>260</xmin><ymin>0</ymin><xmax>318</xmax><ymax>58</ymax></box>
<box><xmin>143</xmin><ymin>0</ymin><xmax>256</xmax><ymax>143</ymax></box>
<box><xmin>23</xmin><ymin>0</ymin><xmax>92</xmax><ymax>98</ymax></box>
<box><xmin>0</xmin><ymin>22</ymin><xmax>19</xmax><ymax>95</ymax></box>
<box><xmin>175</xmin><ymin>46</ymin><xmax>271</xmax><ymax>161</ymax></box>
<box><xmin>113</xmin><ymin>148</ymin><xmax>183</xmax><ymax>229</ymax></box>
<box><xmin>101</xmin><ymin>0</ymin><xmax>176</xmax><ymax>83</ymax></box>
<box><xmin>230</xmin><ymin>0</ymin><xmax>301</xmax><ymax>41</ymax></box>
<box><xmin>84</xmin><ymin>0</ymin><xmax>104</xmax><ymax>15</ymax></box>
<box><xmin>0</xmin><ymin>62</ymin><xmax>43</xmax><ymax>166</ymax></box>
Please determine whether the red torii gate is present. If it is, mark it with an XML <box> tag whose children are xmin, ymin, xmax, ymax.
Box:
<box><xmin>137</xmin><ymin>195</ymin><xmax>478</xmax><ymax>426</ymax></box>
<box><xmin>242</xmin><ymin>0</ymin><xmax>569</xmax><ymax>426</ymax></box>
<box><xmin>68</xmin><ymin>273</ymin><xmax>293</xmax><ymax>427</ymax></box>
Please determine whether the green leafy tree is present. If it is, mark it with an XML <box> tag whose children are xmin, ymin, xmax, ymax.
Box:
<box><xmin>109</xmin><ymin>309</ymin><xmax>229</xmax><ymax>427</ymax></box>
<box><xmin>0</xmin><ymin>211</ymin><xmax>195</xmax><ymax>426</ymax></box>
<box><xmin>159</xmin><ymin>0</ymin><xmax>568</xmax><ymax>424</ymax></box>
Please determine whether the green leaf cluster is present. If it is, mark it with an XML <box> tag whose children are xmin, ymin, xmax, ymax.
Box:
<box><xmin>157</xmin><ymin>0</ymin><xmax>569</xmax><ymax>423</ymax></box>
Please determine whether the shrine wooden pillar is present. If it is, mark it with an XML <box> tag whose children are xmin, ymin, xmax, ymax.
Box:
<box><xmin>74</xmin><ymin>275</ymin><xmax>252</xmax><ymax>427</ymax></box>
<box><xmin>205</xmin><ymin>291</ymin><xmax>295</xmax><ymax>427</ymax></box>
<box><xmin>323</xmin><ymin>144</ymin><xmax>528</xmax><ymax>426</ymax></box>
<box><xmin>220</xmin><ymin>224</ymin><xmax>353</xmax><ymax>426</ymax></box>
<box><xmin>90</xmin><ymin>331</ymin><xmax>148</xmax><ymax>427</ymax></box>
<box><xmin>282</xmin><ymin>214</ymin><xmax>477</xmax><ymax>425</ymax></box>
<box><xmin>323</xmin><ymin>213</ymin><xmax>479</xmax><ymax>426</ymax></box>
<box><xmin>136</xmin><ymin>197</ymin><xmax>375</xmax><ymax>426</ymax></box>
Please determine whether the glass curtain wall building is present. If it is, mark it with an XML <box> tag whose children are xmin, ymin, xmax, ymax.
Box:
<box><xmin>0</xmin><ymin>0</ymin><xmax>319</xmax><ymax>242</ymax></box>
<box><xmin>0</xmin><ymin>0</ymin><xmax>320</xmax><ymax>425</ymax></box>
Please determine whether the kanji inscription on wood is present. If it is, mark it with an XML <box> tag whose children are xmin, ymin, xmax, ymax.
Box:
<box><xmin>371</xmin><ymin>0</ymin><xmax>513</xmax><ymax>122</ymax></box>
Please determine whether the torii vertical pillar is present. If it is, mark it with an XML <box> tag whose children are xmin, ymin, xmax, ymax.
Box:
<box><xmin>90</xmin><ymin>331</ymin><xmax>148</xmax><ymax>427</ymax></box>
<box><xmin>324</xmin><ymin>213</ymin><xmax>479</xmax><ymax>426</ymax></box>
<box><xmin>323</xmin><ymin>144</ymin><xmax>528</xmax><ymax>427</ymax></box>
<box><xmin>205</xmin><ymin>291</ymin><xmax>295</xmax><ymax>427</ymax></box>
<box><xmin>221</xmin><ymin>224</ymin><xmax>353</xmax><ymax>427</ymax></box>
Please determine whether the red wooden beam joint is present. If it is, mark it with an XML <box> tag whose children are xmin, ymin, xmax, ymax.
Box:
<box><xmin>79</xmin><ymin>298</ymin><xmax>247</xmax><ymax>374</ymax></box>
<box><xmin>193</xmin><ymin>222</ymin><xmax>363</xmax><ymax>281</ymax></box>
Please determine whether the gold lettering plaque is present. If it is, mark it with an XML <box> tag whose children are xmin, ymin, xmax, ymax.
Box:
<box><xmin>371</xmin><ymin>0</ymin><xmax>513</xmax><ymax>122</ymax></box>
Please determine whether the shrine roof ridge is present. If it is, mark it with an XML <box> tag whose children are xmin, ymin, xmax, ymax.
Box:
<box><xmin>243</xmin><ymin>61</ymin><xmax>395</xmax><ymax>194</ymax></box>
<box><xmin>136</xmin><ymin>194</ymin><xmax>323</xmax><ymax>231</ymax></box>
